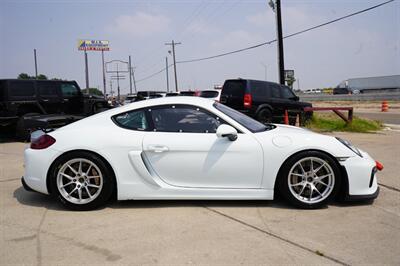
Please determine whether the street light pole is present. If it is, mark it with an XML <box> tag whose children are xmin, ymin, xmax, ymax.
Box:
<box><xmin>128</xmin><ymin>55</ymin><xmax>133</xmax><ymax>95</ymax></box>
<box><xmin>165</xmin><ymin>57</ymin><xmax>170</xmax><ymax>92</ymax></box>
<box><xmin>33</xmin><ymin>49</ymin><xmax>38</xmax><ymax>78</ymax></box>
<box><xmin>269</xmin><ymin>0</ymin><xmax>285</xmax><ymax>85</ymax></box>
<box><xmin>102</xmin><ymin>50</ymin><xmax>106</xmax><ymax>98</ymax></box>
<box><xmin>260</xmin><ymin>62</ymin><xmax>268</xmax><ymax>81</ymax></box>
<box><xmin>84</xmin><ymin>50</ymin><xmax>90</xmax><ymax>92</ymax></box>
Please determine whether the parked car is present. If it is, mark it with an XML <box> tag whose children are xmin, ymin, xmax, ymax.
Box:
<box><xmin>198</xmin><ymin>90</ymin><xmax>221</xmax><ymax>101</ymax></box>
<box><xmin>124</xmin><ymin>94</ymin><xmax>137</xmax><ymax>104</ymax></box>
<box><xmin>0</xmin><ymin>79</ymin><xmax>110</xmax><ymax>139</ymax></box>
<box><xmin>22</xmin><ymin>97</ymin><xmax>381</xmax><ymax>210</ymax></box>
<box><xmin>179</xmin><ymin>91</ymin><xmax>196</xmax><ymax>96</ymax></box>
<box><xmin>165</xmin><ymin>92</ymin><xmax>179</xmax><ymax>97</ymax></box>
<box><xmin>333</xmin><ymin>87</ymin><xmax>350</xmax><ymax>95</ymax></box>
<box><xmin>220</xmin><ymin>79</ymin><xmax>312</xmax><ymax>124</ymax></box>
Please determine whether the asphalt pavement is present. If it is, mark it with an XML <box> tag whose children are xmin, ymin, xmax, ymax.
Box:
<box><xmin>1</xmin><ymin>130</ymin><xmax>399</xmax><ymax>265</ymax></box>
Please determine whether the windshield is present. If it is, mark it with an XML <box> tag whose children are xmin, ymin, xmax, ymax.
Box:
<box><xmin>213</xmin><ymin>102</ymin><xmax>274</xmax><ymax>133</ymax></box>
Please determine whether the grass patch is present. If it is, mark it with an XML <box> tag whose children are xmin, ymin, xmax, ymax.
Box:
<box><xmin>305</xmin><ymin>114</ymin><xmax>382</xmax><ymax>133</ymax></box>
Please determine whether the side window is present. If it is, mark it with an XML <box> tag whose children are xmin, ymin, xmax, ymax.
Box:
<box><xmin>150</xmin><ymin>105</ymin><xmax>222</xmax><ymax>133</ymax></box>
<box><xmin>9</xmin><ymin>81</ymin><xmax>35</xmax><ymax>97</ymax></box>
<box><xmin>270</xmin><ymin>84</ymin><xmax>281</xmax><ymax>98</ymax></box>
<box><xmin>38</xmin><ymin>82</ymin><xmax>59</xmax><ymax>97</ymax></box>
<box><xmin>113</xmin><ymin>109</ymin><xmax>148</xmax><ymax>131</ymax></box>
<box><xmin>61</xmin><ymin>83</ymin><xmax>79</xmax><ymax>97</ymax></box>
<box><xmin>280</xmin><ymin>86</ymin><xmax>295</xmax><ymax>99</ymax></box>
<box><xmin>251</xmin><ymin>81</ymin><xmax>269</xmax><ymax>99</ymax></box>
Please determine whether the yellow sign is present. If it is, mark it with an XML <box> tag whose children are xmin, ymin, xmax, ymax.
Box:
<box><xmin>78</xmin><ymin>40</ymin><xmax>110</xmax><ymax>51</ymax></box>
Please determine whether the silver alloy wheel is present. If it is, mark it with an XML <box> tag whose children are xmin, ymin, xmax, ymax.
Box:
<box><xmin>57</xmin><ymin>158</ymin><xmax>103</xmax><ymax>204</ymax></box>
<box><xmin>288</xmin><ymin>157</ymin><xmax>335</xmax><ymax>204</ymax></box>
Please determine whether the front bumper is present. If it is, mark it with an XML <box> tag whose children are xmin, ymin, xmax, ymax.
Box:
<box><xmin>345</xmin><ymin>186</ymin><xmax>379</xmax><ymax>201</ymax></box>
<box><xmin>339</xmin><ymin>150</ymin><xmax>380</xmax><ymax>201</ymax></box>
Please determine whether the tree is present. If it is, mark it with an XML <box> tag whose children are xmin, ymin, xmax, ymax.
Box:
<box><xmin>17</xmin><ymin>73</ymin><xmax>48</xmax><ymax>80</ymax></box>
<box><xmin>286</xmin><ymin>76</ymin><xmax>296</xmax><ymax>89</ymax></box>
<box><xmin>37</xmin><ymin>74</ymin><xmax>48</xmax><ymax>80</ymax></box>
<box><xmin>17</xmin><ymin>73</ymin><xmax>32</xmax><ymax>79</ymax></box>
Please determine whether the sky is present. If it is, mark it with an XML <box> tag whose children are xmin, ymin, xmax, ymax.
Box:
<box><xmin>0</xmin><ymin>0</ymin><xmax>399</xmax><ymax>95</ymax></box>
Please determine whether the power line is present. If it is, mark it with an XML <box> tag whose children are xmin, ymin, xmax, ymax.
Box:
<box><xmin>135</xmin><ymin>0</ymin><xmax>395</xmax><ymax>83</ymax></box>
<box><xmin>177</xmin><ymin>0</ymin><xmax>395</xmax><ymax>64</ymax></box>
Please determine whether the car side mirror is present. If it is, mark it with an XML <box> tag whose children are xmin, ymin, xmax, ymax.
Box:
<box><xmin>216</xmin><ymin>124</ymin><xmax>238</xmax><ymax>141</ymax></box>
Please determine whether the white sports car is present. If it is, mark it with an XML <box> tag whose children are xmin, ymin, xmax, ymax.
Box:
<box><xmin>22</xmin><ymin>97</ymin><xmax>382</xmax><ymax>210</ymax></box>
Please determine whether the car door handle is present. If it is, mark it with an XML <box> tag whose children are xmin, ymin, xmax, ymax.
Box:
<box><xmin>147</xmin><ymin>145</ymin><xmax>169</xmax><ymax>153</ymax></box>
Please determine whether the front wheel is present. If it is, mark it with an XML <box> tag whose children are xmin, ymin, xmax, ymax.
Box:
<box><xmin>49</xmin><ymin>151</ymin><xmax>115</xmax><ymax>211</ymax></box>
<box><xmin>277</xmin><ymin>151</ymin><xmax>341</xmax><ymax>209</ymax></box>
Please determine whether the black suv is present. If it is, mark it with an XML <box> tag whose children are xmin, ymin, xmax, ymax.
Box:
<box><xmin>0</xmin><ymin>79</ymin><xmax>109</xmax><ymax>139</ymax></box>
<box><xmin>220</xmin><ymin>79</ymin><xmax>312</xmax><ymax>124</ymax></box>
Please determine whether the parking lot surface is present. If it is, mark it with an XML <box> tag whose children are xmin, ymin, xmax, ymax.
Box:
<box><xmin>1</xmin><ymin>130</ymin><xmax>399</xmax><ymax>265</ymax></box>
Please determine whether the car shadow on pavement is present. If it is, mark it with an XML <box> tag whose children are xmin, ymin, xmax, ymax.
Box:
<box><xmin>13</xmin><ymin>187</ymin><xmax>64</xmax><ymax>211</ymax></box>
<box><xmin>108</xmin><ymin>198</ymin><xmax>298</xmax><ymax>210</ymax></box>
<box><xmin>14</xmin><ymin>185</ymin><xmax>300</xmax><ymax>211</ymax></box>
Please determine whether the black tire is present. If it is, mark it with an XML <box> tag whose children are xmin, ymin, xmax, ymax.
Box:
<box><xmin>277</xmin><ymin>150</ymin><xmax>341</xmax><ymax>209</ymax></box>
<box><xmin>48</xmin><ymin>151</ymin><xmax>115</xmax><ymax>211</ymax></box>
<box><xmin>256</xmin><ymin>108</ymin><xmax>273</xmax><ymax>124</ymax></box>
<box><xmin>15</xmin><ymin>112</ymin><xmax>40</xmax><ymax>142</ymax></box>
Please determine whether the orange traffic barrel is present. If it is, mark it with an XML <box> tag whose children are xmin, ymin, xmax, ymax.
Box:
<box><xmin>284</xmin><ymin>110</ymin><xmax>289</xmax><ymax>125</ymax></box>
<box><xmin>381</xmin><ymin>101</ymin><xmax>389</xmax><ymax>112</ymax></box>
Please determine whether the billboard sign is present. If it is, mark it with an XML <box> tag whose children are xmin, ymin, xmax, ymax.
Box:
<box><xmin>78</xmin><ymin>40</ymin><xmax>110</xmax><ymax>51</ymax></box>
<box><xmin>284</xmin><ymin>70</ymin><xmax>294</xmax><ymax>80</ymax></box>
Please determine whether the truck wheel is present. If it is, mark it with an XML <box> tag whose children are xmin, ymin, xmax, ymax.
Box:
<box><xmin>15</xmin><ymin>113</ymin><xmax>40</xmax><ymax>142</ymax></box>
<box><xmin>257</xmin><ymin>108</ymin><xmax>273</xmax><ymax>124</ymax></box>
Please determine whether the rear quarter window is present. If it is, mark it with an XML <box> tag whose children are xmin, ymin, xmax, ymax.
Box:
<box><xmin>9</xmin><ymin>81</ymin><xmax>36</xmax><ymax>97</ymax></box>
<box><xmin>222</xmin><ymin>80</ymin><xmax>246</xmax><ymax>97</ymax></box>
<box><xmin>112</xmin><ymin>109</ymin><xmax>148</xmax><ymax>131</ymax></box>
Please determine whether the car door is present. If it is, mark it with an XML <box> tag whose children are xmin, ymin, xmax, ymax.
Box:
<box><xmin>60</xmin><ymin>82</ymin><xmax>83</xmax><ymax>114</ymax></box>
<box><xmin>142</xmin><ymin>104</ymin><xmax>264</xmax><ymax>189</ymax></box>
<box><xmin>37</xmin><ymin>81</ymin><xmax>62</xmax><ymax>114</ymax></box>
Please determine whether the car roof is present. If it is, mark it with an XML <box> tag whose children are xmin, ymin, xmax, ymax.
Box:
<box><xmin>108</xmin><ymin>96</ymin><xmax>216</xmax><ymax>115</ymax></box>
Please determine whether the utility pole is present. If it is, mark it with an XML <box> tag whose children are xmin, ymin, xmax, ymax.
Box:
<box><xmin>33</xmin><ymin>49</ymin><xmax>38</xmax><ymax>78</ymax></box>
<box><xmin>297</xmin><ymin>78</ymin><xmax>300</xmax><ymax>91</ymax></box>
<box><xmin>132</xmin><ymin>67</ymin><xmax>137</xmax><ymax>93</ymax></box>
<box><xmin>109</xmin><ymin>80</ymin><xmax>113</xmax><ymax>97</ymax></box>
<box><xmin>84</xmin><ymin>50</ymin><xmax>90</xmax><ymax>92</ymax></box>
<box><xmin>116</xmin><ymin>63</ymin><xmax>120</xmax><ymax>102</ymax></box>
<box><xmin>269</xmin><ymin>0</ymin><xmax>285</xmax><ymax>85</ymax></box>
<box><xmin>128</xmin><ymin>56</ymin><xmax>133</xmax><ymax>95</ymax></box>
<box><xmin>165</xmin><ymin>40</ymin><xmax>181</xmax><ymax>92</ymax></box>
<box><xmin>165</xmin><ymin>57</ymin><xmax>170</xmax><ymax>92</ymax></box>
<box><xmin>101</xmin><ymin>50</ymin><xmax>106</xmax><ymax>99</ymax></box>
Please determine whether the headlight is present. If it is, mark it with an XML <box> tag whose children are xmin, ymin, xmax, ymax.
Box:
<box><xmin>336</xmin><ymin>137</ymin><xmax>363</xmax><ymax>157</ymax></box>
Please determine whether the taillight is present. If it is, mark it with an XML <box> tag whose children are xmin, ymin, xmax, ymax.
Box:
<box><xmin>31</xmin><ymin>134</ymin><xmax>56</xmax><ymax>149</ymax></box>
<box><xmin>244</xmin><ymin>93</ymin><xmax>252</xmax><ymax>108</ymax></box>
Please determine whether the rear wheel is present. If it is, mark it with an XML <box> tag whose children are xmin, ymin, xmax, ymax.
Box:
<box><xmin>49</xmin><ymin>151</ymin><xmax>115</xmax><ymax>211</ymax></box>
<box><xmin>256</xmin><ymin>108</ymin><xmax>273</xmax><ymax>124</ymax></box>
<box><xmin>277</xmin><ymin>151</ymin><xmax>341</xmax><ymax>209</ymax></box>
